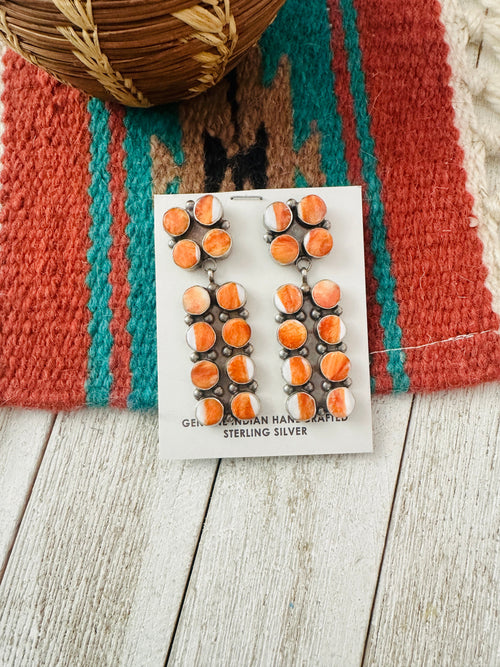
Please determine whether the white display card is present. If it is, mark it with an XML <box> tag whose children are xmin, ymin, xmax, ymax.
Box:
<box><xmin>154</xmin><ymin>187</ymin><xmax>373</xmax><ymax>459</ymax></box>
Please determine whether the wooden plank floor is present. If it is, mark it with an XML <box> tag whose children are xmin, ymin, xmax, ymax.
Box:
<box><xmin>0</xmin><ymin>6</ymin><xmax>499</xmax><ymax>665</ymax></box>
<box><xmin>0</xmin><ymin>386</ymin><xmax>498</xmax><ymax>666</ymax></box>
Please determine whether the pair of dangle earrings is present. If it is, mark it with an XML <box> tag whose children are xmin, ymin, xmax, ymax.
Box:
<box><xmin>163</xmin><ymin>195</ymin><xmax>260</xmax><ymax>426</ymax></box>
<box><xmin>264</xmin><ymin>194</ymin><xmax>355</xmax><ymax>422</ymax></box>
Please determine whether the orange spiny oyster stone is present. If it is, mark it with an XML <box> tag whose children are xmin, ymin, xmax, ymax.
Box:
<box><xmin>226</xmin><ymin>354</ymin><xmax>254</xmax><ymax>384</ymax></box>
<box><xmin>191</xmin><ymin>360</ymin><xmax>219</xmax><ymax>390</ymax></box>
<box><xmin>326</xmin><ymin>387</ymin><xmax>355</xmax><ymax>418</ymax></box>
<box><xmin>286</xmin><ymin>392</ymin><xmax>316</xmax><ymax>421</ymax></box>
<box><xmin>274</xmin><ymin>283</ymin><xmax>303</xmax><ymax>314</ymax></box>
<box><xmin>202</xmin><ymin>229</ymin><xmax>232</xmax><ymax>258</ymax></box>
<box><xmin>222</xmin><ymin>318</ymin><xmax>251</xmax><ymax>348</ymax></box>
<box><xmin>186</xmin><ymin>321</ymin><xmax>216</xmax><ymax>352</ymax></box>
<box><xmin>172</xmin><ymin>239</ymin><xmax>200</xmax><ymax>270</ymax></box>
<box><xmin>196</xmin><ymin>397</ymin><xmax>224</xmax><ymax>426</ymax></box>
<box><xmin>311</xmin><ymin>279</ymin><xmax>341</xmax><ymax>309</ymax></box>
<box><xmin>216</xmin><ymin>282</ymin><xmax>246</xmax><ymax>310</ymax></box>
<box><xmin>163</xmin><ymin>207</ymin><xmax>190</xmax><ymax>236</ymax></box>
<box><xmin>270</xmin><ymin>234</ymin><xmax>299</xmax><ymax>265</ymax></box>
<box><xmin>264</xmin><ymin>201</ymin><xmax>293</xmax><ymax>232</ymax></box>
<box><xmin>182</xmin><ymin>285</ymin><xmax>211</xmax><ymax>315</ymax></box>
<box><xmin>231</xmin><ymin>392</ymin><xmax>260</xmax><ymax>420</ymax></box>
<box><xmin>282</xmin><ymin>356</ymin><xmax>312</xmax><ymax>386</ymax></box>
<box><xmin>317</xmin><ymin>315</ymin><xmax>346</xmax><ymax>344</ymax></box>
<box><xmin>297</xmin><ymin>194</ymin><xmax>327</xmax><ymax>225</ymax></box>
<box><xmin>320</xmin><ymin>351</ymin><xmax>351</xmax><ymax>381</ymax></box>
<box><xmin>277</xmin><ymin>319</ymin><xmax>308</xmax><ymax>350</ymax></box>
<box><xmin>304</xmin><ymin>228</ymin><xmax>333</xmax><ymax>258</ymax></box>
<box><xmin>194</xmin><ymin>194</ymin><xmax>223</xmax><ymax>226</ymax></box>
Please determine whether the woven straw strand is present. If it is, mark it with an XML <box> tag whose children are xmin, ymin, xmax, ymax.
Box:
<box><xmin>0</xmin><ymin>8</ymin><xmax>67</xmax><ymax>84</ymax></box>
<box><xmin>173</xmin><ymin>0</ymin><xmax>238</xmax><ymax>95</ymax></box>
<box><xmin>52</xmin><ymin>0</ymin><xmax>151</xmax><ymax>107</ymax></box>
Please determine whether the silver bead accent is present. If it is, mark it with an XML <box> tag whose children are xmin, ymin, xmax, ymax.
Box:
<box><xmin>190</xmin><ymin>353</ymin><xmax>200</xmax><ymax>363</ymax></box>
<box><xmin>300</xmin><ymin>347</ymin><xmax>309</xmax><ymax>357</ymax></box>
<box><xmin>279</xmin><ymin>349</ymin><xmax>289</xmax><ymax>360</ymax></box>
<box><xmin>239</xmin><ymin>309</ymin><xmax>249</xmax><ymax>319</ymax></box>
<box><xmin>185</xmin><ymin>199</ymin><xmax>195</xmax><ymax>212</ymax></box>
<box><xmin>219</xmin><ymin>311</ymin><xmax>229</xmax><ymax>322</ymax></box>
<box><xmin>228</xmin><ymin>383</ymin><xmax>238</xmax><ymax>394</ymax></box>
<box><xmin>250</xmin><ymin>381</ymin><xmax>258</xmax><ymax>392</ymax></box>
<box><xmin>311</xmin><ymin>309</ymin><xmax>321</xmax><ymax>320</ymax></box>
<box><xmin>296</xmin><ymin>311</ymin><xmax>306</xmax><ymax>322</ymax></box>
<box><xmin>204</xmin><ymin>313</ymin><xmax>214</xmax><ymax>323</ymax></box>
<box><xmin>284</xmin><ymin>384</ymin><xmax>293</xmax><ymax>395</ymax></box>
<box><xmin>275</xmin><ymin>314</ymin><xmax>285</xmax><ymax>324</ymax></box>
<box><xmin>207</xmin><ymin>350</ymin><xmax>218</xmax><ymax>360</ymax></box>
<box><xmin>168</xmin><ymin>239</ymin><xmax>176</xmax><ymax>249</ymax></box>
<box><xmin>305</xmin><ymin>382</ymin><xmax>314</xmax><ymax>393</ymax></box>
<box><xmin>184</xmin><ymin>315</ymin><xmax>193</xmax><ymax>325</ymax></box>
<box><xmin>221</xmin><ymin>219</ymin><xmax>230</xmax><ymax>230</ymax></box>
<box><xmin>322</xmin><ymin>219</ymin><xmax>331</xmax><ymax>230</ymax></box>
<box><xmin>287</xmin><ymin>198</ymin><xmax>297</xmax><ymax>208</ymax></box>
<box><xmin>213</xmin><ymin>386</ymin><xmax>224</xmax><ymax>397</ymax></box>
<box><xmin>207</xmin><ymin>282</ymin><xmax>217</xmax><ymax>292</ymax></box>
<box><xmin>344</xmin><ymin>377</ymin><xmax>352</xmax><ymax>387</ymax></box>
<box><xmin>317</xmin><ymin>407</ymin><xmax>325</xmax><ymax>416</ymax></box>
<box><xmin>338</xmin><ymin>343</ymin><xmax>347</xmax><ymax>353</ymax></box>
<box><xmin>263</xmin><ymin>233</ymin><xmax>273</xmax><ymax>244</ymax></box>
<box><xmin>222</xmin><ymin>347</ymin><xmax>232</xmax><ymax>357</ymax></box>
<box><xmin>322</xmin><ymin>381</ymin><xmax>332</xmax><ymax>392</ymax></box>
<box><xmin>316</xmin><ymin>343</ymin><xmax>327</xmax><ymax>355</ymax></box>
<box><xmin>335</xmin><ymin>307</ymin><xmax>343</xmax><ymax>316</ymax></box>
<box><xmin>244</xmin><ymin>343</ymin><xmax>254</xmax><ymax>355</ymax></box>
<box><xmin>193</xmin><ymin>389</ymin><xmax>202</xmax><ymax>400</ymax></box>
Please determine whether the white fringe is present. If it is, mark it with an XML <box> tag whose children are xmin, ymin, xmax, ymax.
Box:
<box><xmin>464</xmin><ymin>1</ymin><xmax>500</xmax><ymax>51</ymax></box>
<box><xmin>440</xmin><ymin>0</ymin><xmax>500</xmax><ymax>322</ymax></box>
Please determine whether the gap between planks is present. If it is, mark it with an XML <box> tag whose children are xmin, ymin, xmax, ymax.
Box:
<box><xmin>359</xmin><ymin>393</ymin><xmax>416</xmax><ymax>665</ymax></box>
<box><xmin>0</xmin><ymin>409</ymin><xmax>218</xmax><ymax>666</ymax></box>
<box><xmin>0</xmin><ymin>409</ymin><xmax>56</xmax><ymax>582</ymax></box>
<box><xmin>363</xmin><ymin>382</ymin><xmax>500</xmax><ymax>666</ymax></box>
<box><xmin>166</xmin><ymin>393</ymin><xmax>413</xmax><ymax>666</ymax></box>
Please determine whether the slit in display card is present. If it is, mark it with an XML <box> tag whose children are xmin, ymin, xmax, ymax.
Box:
<box><xmin>154</xmin><ymin>187</ymin><xmax>373</xmax><ymax>460</ymax></box>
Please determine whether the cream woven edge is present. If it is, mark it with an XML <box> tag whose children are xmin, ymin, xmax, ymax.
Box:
<box><xmin>441</xmin><ymin>0</ymin><xmax>500</xmax><ymax>321</ymax></box>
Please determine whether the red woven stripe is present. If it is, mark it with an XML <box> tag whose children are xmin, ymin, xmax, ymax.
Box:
<box><xmin>107</xmin><ymin>104</ymin><xmax>133</xmax><ymax>408</ymax></box>
<box><xmin>328</xmin><ymin>0</ymin><xmax>393</xmax><ymax>392</ymax></box>
<box><xmin>354</xmin><ymin>0</ymin><xmax>500</xmax><ymax>391</ymax></box>
<box><xmin>0</xmin><ymin>53</ymin><xmax>92</xmax><ymax>409</ymax></box>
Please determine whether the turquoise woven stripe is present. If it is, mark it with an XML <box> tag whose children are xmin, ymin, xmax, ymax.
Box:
<box><xmin>259</xmin><ymin>0</ymin><xmax>348</xmax><ymax>186</ymax></box>
<box><xmin>85</xmin><ymin>98</ymin><xmax>114</xmax><ymax>406</ymax></box>
<box><xmin>340</xmin><ymin>0</ymin><xmax>410</xmax><ymax>391</ymax></box>
<box><xmin>123</xmin><ymin>106</ymin><xmax>183</xmax><ymax>410</ymax></box>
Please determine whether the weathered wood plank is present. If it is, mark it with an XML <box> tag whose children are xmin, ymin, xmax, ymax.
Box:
<box><xmin>0</xmin><ymin>409</ymin><xmax>217</xmax><ymax>666</ymax></box>
<box><xmin>0</xmin><ymin>408</ymin><xmax>55</xmax><ymax>577</ymax></box>
<box><xmin>364</xmin><ymin>382</ymin><xmax>500</xmax><ymax>666</ymax></box>
<box><xmin>167</xmin><ymin>394</ymin><xmax>413</xmax><ymax>666</ymax></box>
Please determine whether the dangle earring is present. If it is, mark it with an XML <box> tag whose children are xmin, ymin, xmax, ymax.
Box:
<box><xmin>263</xmin><ymin>194</ymin><xmax>354</xmax><ymax>422</ymax></box>
<box><xmin>163</xmin><ymin>194</ymin><xmax>260</xmax><ymax>426</ymax></box>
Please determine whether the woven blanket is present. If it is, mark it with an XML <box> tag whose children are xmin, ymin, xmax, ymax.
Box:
<box><xmin>0</xmin><ymin>0</ymin><xmax>499</xmax><ymax>410</ymax></box>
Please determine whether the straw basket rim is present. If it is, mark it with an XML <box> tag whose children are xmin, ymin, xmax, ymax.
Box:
<box><xmin>0</xmin><ymin>0</ymin><xmax>285</xmax><ymax>106</ymax></box>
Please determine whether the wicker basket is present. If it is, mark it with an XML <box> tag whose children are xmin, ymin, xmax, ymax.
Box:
<box><xmin>0</xmin><ymin>0</ymin><xmax>285</xmax><ymax>106</ymax></box>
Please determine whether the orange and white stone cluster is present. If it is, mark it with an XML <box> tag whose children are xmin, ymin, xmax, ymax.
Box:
<box><xmin>264</xmin><ymin>194</ymin><xmax>334</xmax><ymax>266</ymax></box>
<box><xmin>163</xmin><ymin>194</ymin><xmax>232</xmax><ymax>270</ymax></box>
<box><xmin>266</xmin><ymin>195</ymin><xmax>355</xmax><ymax>422</ymax></box>
<box><xmin>164</xmin><ymin>195</ymin><xmax>259</xmax><ymax>426</ymax></box>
